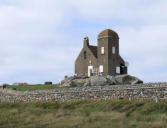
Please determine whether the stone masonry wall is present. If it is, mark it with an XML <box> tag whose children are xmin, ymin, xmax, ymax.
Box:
<box><xmin>0</xmin><ymin>83</ymin><xmax>167</xmax><ymax>103</ymax></box>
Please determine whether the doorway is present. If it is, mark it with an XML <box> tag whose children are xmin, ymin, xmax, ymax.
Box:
<box><xmin>88</xmin><ymin>66</ymin><xmax>93</xmax><ymax>77</ymax></box>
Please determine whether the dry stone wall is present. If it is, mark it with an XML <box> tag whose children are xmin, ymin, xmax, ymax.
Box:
<box><xmin>0</xmin><ymin>83</ymin><xmax>167</xmax><ymax>103</ymax></box>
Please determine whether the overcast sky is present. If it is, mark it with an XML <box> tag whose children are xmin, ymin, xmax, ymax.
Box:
<box><xmin>0</xmin><ymin>0</ymin><xmax>167</xmax><ymax>84</ymax></box>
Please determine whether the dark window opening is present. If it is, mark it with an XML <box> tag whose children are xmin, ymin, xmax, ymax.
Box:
<box><xmin>120</xmin><ymin>63</ymin><xmax>125</xmax><ymax>74</ymax></box>
<box><xmin>84</xmin><ymin>51</ymin><xmax>86</xmax><ymax>59</ymax></box>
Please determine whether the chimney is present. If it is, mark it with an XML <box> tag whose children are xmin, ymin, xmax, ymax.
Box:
<box><xmin>84</xmin><ymin>36</ymin><xmax>89</xmax><ymax>47</ymax></box>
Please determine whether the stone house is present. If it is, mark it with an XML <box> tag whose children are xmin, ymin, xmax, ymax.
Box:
<box><xmin>75</xmin><ymin>29</ymin><xmax>128</xmax><ymax>77</ymax></box>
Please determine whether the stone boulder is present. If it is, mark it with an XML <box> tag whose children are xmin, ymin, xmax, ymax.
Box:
<box><xmin>60</xmin><ymin>75</ymin><xmax>88</xmax><ymax>87</ymax></box>
<box><xmin>90</xmin><ymin>76</ymin><xmax>108</xmax><ymax>86</ymax></box>
<box><xmin>115</xmin><ymin>74</ymin><xmax>143</xmax><ymax>85</ymax></box>
<box><xmin>106</xmin><ymin>75</ymin><xmax>116</xmax><ymax>85</ymax></box>
<box><xmin>85</xmin><ymin>75</ymin><xmax>116</xmax><ymax>86</ymax></box>
<box><xmin>60</xmin><ymin>76</ymin><xmax>75</xmax><ymax>87</ymax></box>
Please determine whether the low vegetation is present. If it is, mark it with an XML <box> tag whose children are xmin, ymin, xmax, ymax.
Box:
<box><xmin>6</xmin><ymin>84</ymin><xmax>61</xmax><ymax>91</ymax></box>
<box><xmin>6</xmin><ymin>82</ymin><xmax>86</xmax><ymax>91</ymax></box>
<box><xmin>0</xmin><ymin>99</ymin><xmax>167</xmax><ymax>128</ymax></box>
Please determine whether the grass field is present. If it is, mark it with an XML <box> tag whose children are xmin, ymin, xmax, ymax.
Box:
<box><xmin>6</xmin><ymin>83</ymin><xmax>85</xmax><ymax>91</ymax></box>
<box><xmin>6</xmin><ymin>84</ymin><xmax>61</xmax><ymax>91</ymax></box>
<box><xmin>0</xmin><ymin>99</ymin><xmax>167</xmax><ymax>128</ymax></box>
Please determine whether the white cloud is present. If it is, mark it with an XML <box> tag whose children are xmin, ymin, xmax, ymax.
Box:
<box><xmin>117</xmin><ymin>25</ymin><xmax>167</xmax><ymax>82</ymax></box>
<box><xmin>0</xmin><ymin>0</ymin><xmax>166</xmax><ymax>84</ymax></box>
<box><xmin>0</xmin><ymin>0</ymin><xmax>75</xmax><ymax>84</ymax></box>
<box><xmin>71</xmin><ymin>0</ymin><xmax>167</xmax><ymax>24</ymax></box>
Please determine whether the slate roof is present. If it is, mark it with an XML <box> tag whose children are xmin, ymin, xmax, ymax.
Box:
<box><xmin>89</xmin><ymin>45</ymin><xmax>97</xmax><ymax>58</ymax></box>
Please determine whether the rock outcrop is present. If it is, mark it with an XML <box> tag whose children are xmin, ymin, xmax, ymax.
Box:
<box><xmin>84</xmin><ymin>75</ymin><xmax>116</xmax><ymax>86</ymax></box>
<box><xmin>115</xmin><ymin>75</ymin><xmax>143</xmax><ymax>85</ymax></box>
<box><xmin>60</xmin><ymin>76</ymin><xmax>89</xmax><ymax>87</ymax></box>
<box><xmin>60</xmin><ymin>75</ymin><xmax>143</xmax><ymax>87</ymax></box>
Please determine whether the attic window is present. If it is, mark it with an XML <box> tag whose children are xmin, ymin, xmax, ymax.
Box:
<box><xmin>84</xmin><ymin>51</ymin><xmax>86</xmax><ymax>59</ymax></box>
<box><xmin>101</xmin><ymin>47</ymin><xmax>104</xmax><ymax>54</ymax></box>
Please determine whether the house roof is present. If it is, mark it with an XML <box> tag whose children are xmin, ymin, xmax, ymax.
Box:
<box><xmin>89</xmin><ymin>45</ymin><xmax>97</xmax><ymax>58</ymax></box>
<box><xmin>98</xmin><ymin>29</ymin><xmax>119</xmax><ymax>38</ymax></box>
<box><xmin>119</xmin><ymin>55</ymin><xmax>125</xmax><ymax>64</ymax></box>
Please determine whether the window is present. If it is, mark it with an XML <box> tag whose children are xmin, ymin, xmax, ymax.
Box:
<box><xmin>101</xmin><ymin>47</ymin><xmax>104</xmax><ymax>54</ymax></box>
<box><xmin>116</xmin><ymin>66</ymin><xmax>120</xmax><ymax>74</ymax></box>
<box><xmin>84</xmin><ymin>51</ymin><xmax>86</xmax><ymax>59</ymax></box>
<box><xmin>99</xmin><ymin>65</ymin><xmax>104</xmax><ymax>73</ymax></box>
<box><xmin>112</xmin><ymin>47</ymin><xmax>115</xmax><ymax>54</ymax></box>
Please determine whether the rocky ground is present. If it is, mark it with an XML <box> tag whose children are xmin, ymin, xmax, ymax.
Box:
<box><xmin>60</xmin><ymin>74</ymin><xmax>143</xmax><ymax>87</ymax></box>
